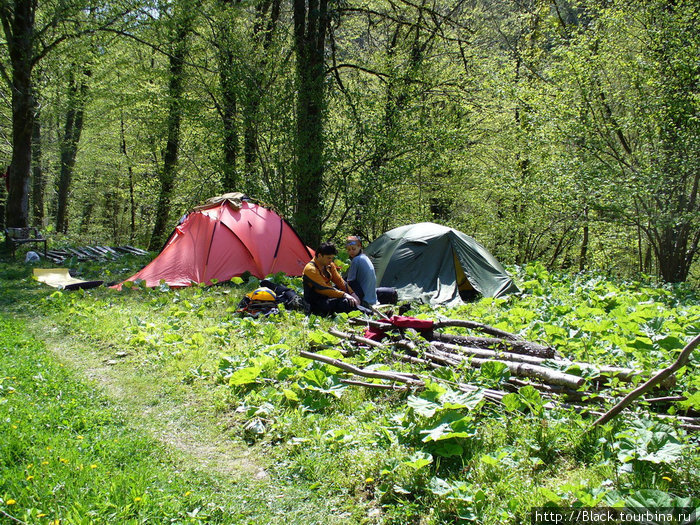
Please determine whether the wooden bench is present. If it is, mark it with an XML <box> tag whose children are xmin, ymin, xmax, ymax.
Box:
<box><xmin>4</xmin><ymin>227</ymin><xmax>48</xmax><ymax>258</ymax></box>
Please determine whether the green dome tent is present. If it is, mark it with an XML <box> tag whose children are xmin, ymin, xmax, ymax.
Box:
<box><xmin>365</xmin><ymin>222</ymin><xmax>519</xmax><ymax>305</ymax></box>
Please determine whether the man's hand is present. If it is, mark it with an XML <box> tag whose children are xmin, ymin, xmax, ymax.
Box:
<box><xmin>345</xmin><ymin>293</ymin><xmax>360</xmax><ymax>306</ymax></box>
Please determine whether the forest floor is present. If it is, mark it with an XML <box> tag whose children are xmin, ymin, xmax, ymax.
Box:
<box><xmin>33</xmin><ymin>324</ymin><xmax>264</xmax><ymax>479</ymax></box>
<box><xmin>1</xmin><ymin>256</ymin><xmax>698</xmax><ymax>524</ymax></box>
<box><xmin>0</xmin><ymin>259</ymin><xmax>357</xmax><ymax>524</ymax></box>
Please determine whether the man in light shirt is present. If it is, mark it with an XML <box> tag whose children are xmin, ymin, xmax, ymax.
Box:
<box><xmin>345</xmin><ymin>235</ymin><xmax>377</xmax><ymax>307</ymax></box>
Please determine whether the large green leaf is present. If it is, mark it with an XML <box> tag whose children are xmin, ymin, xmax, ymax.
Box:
<box><xmin>440</xmin><ymin>389</ymin><xmax>485</xmax><ymax>411</ymax></box>
<box><xmin>229</xmin><ymin>366</ymin><xmax>262</xmax><ymax>386</ymax></box>
<box><xmin>431</xmin><ymin>441</ymin><xmax>464</xmax><ymax>457</ymax></box>
<box><xmin>407</xmin><ymin>395</ymin><xmax>441</xmax><ymax>418</ymax></box>
<box><xmin>614</xmin><ymin>420</ymin><xmax>686</xmax><ymax>464</ymax></box>
<box><xmin>402</xmin><ymin>451</ymin><xmax>433</xmax><ymax>470</ymax></box>
<box><xmin>479</xmin><ymin>361</ymin><xmax>510</xmax><ymax>382</ymax></box>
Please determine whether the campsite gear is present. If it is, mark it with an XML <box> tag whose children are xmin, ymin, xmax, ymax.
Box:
<box><xmin>365</xmin><ymin>222</ymin><xmax>518</xmax><ymax>306</ymax></box>
<box><xmin>376</xmin><ymin>287</ymin><xmax>398</xmax><ymax>304</ymax></box>
<box><xmin>237</xmin><ymin>280</ymin><xmax>309</xmax><ymax>316</ymax></box>
<box><xmin>33</xmin><ymin>268</ymin><xmax>104</xmax><ymax>290</ymax></box>
<box><xmin>364</xmin><ymin>315</ymin><xmax>435</xmax><ymax>341</ymax></box>
<box><xmin>247</xmin><ymin>287</ymin><xmax>277</xmax><ymax>303</ymax></box>
<box><xmin>25</xmin><ymin>251</ymin><xmax>40</xmax><ymax>263</ymax></box>
<box><xmin>115</xmin><ymin>193</ymin><xmax>312</xmax><ymax>289</ymax></box>
<box><xmin>260</xmin><ymin>279</ymin><xmax>309</xmax><ymax>313</ymax></box>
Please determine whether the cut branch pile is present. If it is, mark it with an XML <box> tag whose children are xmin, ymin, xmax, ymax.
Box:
<box><xmin>300</xmin><ymin>316</ymin><xmax>698</xmax><ymax>431</ymax></box>
<box><xmin>45</xmin><ymin>245</ymin><xmax>149</xmax><ymax>264</ymax></box>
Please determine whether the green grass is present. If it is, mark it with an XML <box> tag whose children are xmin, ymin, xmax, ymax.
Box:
<box><xmin>1</xmin><ymin>257</ymin><xmax>698</xmax><ymax>524</ymax></box>
<box><xmin>0</xmin><ymin>315</ymin><xmax>354</xmax><ymax>524</ymax></box>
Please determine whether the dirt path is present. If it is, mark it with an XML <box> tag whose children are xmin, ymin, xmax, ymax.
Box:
<box><xmin>33</xmin><ymin>323</ymin><xmax>268</xmax><ymax>481</ymax></box>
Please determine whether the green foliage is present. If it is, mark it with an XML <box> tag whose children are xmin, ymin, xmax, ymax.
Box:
<box><xmin>2</xmin><ymin>260</ymin><xmax>699</xmax><ymax>523</ymax></box>
<box><xmin>7</xmin><ymin>0</ymin><xmax>697</xmax><ymax>284</ymax></box>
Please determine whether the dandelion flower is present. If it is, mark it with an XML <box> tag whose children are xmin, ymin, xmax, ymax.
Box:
<box><xmin>41</xmin><ymin>461</ymin><xmax>49</xmax><ymax>466</ymax></box>
<box><xmin>26</xmin><ymin>475</ymin><xmax>34</xmax><ymax>481</ymax></box>
<box><xmin>365</xmin><ymin>477</ymin><xmax>374</xmax><ymax>483</ymax></box>
<box><xmin>134</xmin><ymin>497</ymin><xmax>142</xmax><ymax>503</ymax></box>
<box><xmin>184</xmin><ymin>491</ymin><xmax>192</xmax><ymax>497</ymax></box>
<box><xmin>6</xmin><ymin>499</ymin><xmax>16</xmax><ymax>505</ymax></box>
<box><xmin>77</xmin><ymin>435</ymin><xmax>83</xmax><ymax>440</ymax></box>
<box><xmin>37</xmin><ymin>513</ymin><xmax>47</xmax><ymax>518</ymax></box>
<box><xmin>59</xmin><ymin>458</ymin><xmax>69</xmax><ymax>464</ymax></box>
<box><xmin>11</xmin><ymin>425</ymin><xmax>17</xmax><ymax>429</ymax></box>
<box><xmin>90</xmin><ymin>464</ymin><xmax>97</xmax><ymax>469</ymax></box>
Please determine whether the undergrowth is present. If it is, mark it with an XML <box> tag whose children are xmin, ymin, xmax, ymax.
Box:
<box><xmin>1</xmin><ymin>257</ymin><xmax>698</xmax><ymax>523</ymax></box>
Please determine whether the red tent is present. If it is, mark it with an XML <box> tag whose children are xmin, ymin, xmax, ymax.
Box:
<box><xmin>116</xmin><ymin>194</ymin><xmax>312</xmax><ymax>289</ymax></box>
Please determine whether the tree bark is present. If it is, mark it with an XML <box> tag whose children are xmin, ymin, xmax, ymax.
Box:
<box><xmin>292</xmin><ymin>0</ymin><xmax>328</xmax><ymax>248</ymax></box>
<box><xmin>218</xmin><ymin>44</ymin><xmax>239</xmax><ymax>192</ymax></box>
<box><xmin>120</xmin><ymin>112</ymin><xmax>135</xmax><ymax>241</ymax></box>
<box><xmin>3</xmin><ymin>0</ymin><xmax>36</xmax><ymax>228</ymax></box>
<box><xmin>149</xmin><ymin>11</ymin><xmax>189</xmax><ymax>250</ymax></box>
<box><xmin>55</xmin><ymin>68</ymin><xmax>89</xmax><ymax>233</ymax></box>
<box><xmin>31</xmin><ymin>99</ymin><xmax>44</xmax><ymax>226</ymax></box>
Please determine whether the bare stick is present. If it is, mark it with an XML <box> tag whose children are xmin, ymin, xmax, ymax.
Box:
<box><xmin>0</xmin><ymin>510</ymin><xmax>28</xmax><ymax>525</ymax></box>
<box><xmin>642</xmin><ymin>395</ymin><xmax>687</xmax><ymax>404</ymax></box>
<box><xmin>328</xmin><ymin>327</ymin><xmax>385</xmax><ymax>348</ymax></box>
<box><xmin>434</xmin><ymin>318</ymin><xmax>522</xmax><ymax>340</ymax></box>
<box><xmin>591</xmin><ymin>334</ymin><xmax>700</xmax><ymax>428</ymax></box>
<box><xmin>299</xmin><ymin>350</ymin><xmax>425</xmax><ymax>387</ymax></box>
<box><xmin>341</xmin><ymin>379</ymin><xmax>408</xmax><ymax>391</ymax></box>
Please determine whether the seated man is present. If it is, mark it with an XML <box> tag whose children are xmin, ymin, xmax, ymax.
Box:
<box><xmin>345</xmin><ymin>235</ymin><xmax>377</xmax><ymax>307</ymax></box>
<box><xmin>303</xmin><ymin>242</ymin><xmax>361</xmax><ymax>316</ymax></box>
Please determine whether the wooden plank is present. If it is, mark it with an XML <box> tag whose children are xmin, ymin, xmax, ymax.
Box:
<box><xmin>101</xmin><ymin>245</ymin><xmax>121</xmax><ymax>256</ymax></box>
<box><xmin>75</xmin><ymin>247</ymin><xmax>96</xmax><ymax>259</ymax></box>
<box><xmin>124</xmin><ymin>244</ymin><xmax>149</xmax><ymax>255</ymax></box>
<box><xmin>90</xmin><ymin>245</ymin><xmax>109</xmax><ymax>256</ymax></box>
<box><xmin>84</xmin><ymin>246</ymin><xmax>107</xmax><ymax>259</ymax></box>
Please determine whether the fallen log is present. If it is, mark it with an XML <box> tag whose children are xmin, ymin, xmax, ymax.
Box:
<box><xmin>430</xmin><ymin>332</ymin><xmax>555</xmax><ymax>359</ymax></box>
<box><xmin>507</xmin><ymin>378</ymin><xmax>607</xmax><ymax>403</ymax></box>
<box><xmin>393</xmin><ymin>339</ymin><xmax>584</xmax><ymax>389</ymax></box>
<box><xmin>426</xmin><ymin>340</ymin><xmax>549</xmax><ymax>367</ymax></box>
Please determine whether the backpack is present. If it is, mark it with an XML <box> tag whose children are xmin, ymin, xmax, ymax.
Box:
<box><xmin>237</xmin><ymin>287</ymin><xmax>280</xmax><ymax>317</ymax></box>
<box><xmin>237</xmin><ymin>281</ymin><xmax>310</xmax><ymax>317</ymax></box>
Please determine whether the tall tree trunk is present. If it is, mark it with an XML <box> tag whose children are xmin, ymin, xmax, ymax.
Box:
<box><xmin>31</xmin><ymin>100</ymin><xmax>44</xmax><ymax>226</ymax></box>
<box><xmin>4</xmin><ymin>0</ymin><xmax>36</xmax><ymax>228</ymax></box>
<box><xmin>55</xmin><ymin>69</ymin><xmax>89</xmax><ymax>234</ymax></box>
<box><xmin>243</xmin><ymin>0</ymin><xmax>280</xmax><ymax>183</ymax></box>
<box><xmin>149</xmin><ymin>11</ymin><xmax>190</xmax><ymax>250</ymax></box>
<box><xmin>293</xmin><ymin>0</ymin><xmax>328</xmax><ymax>248</ymax></box>
<box><xmin>579</xmin><ymin>207</ymin><xmax>589</xmax><ymax>272</ymax></box>
<box><xmin>120</xmin><ymin>113</ymin><xmax>136</xmax><ymax>241</ymax></box>
<box><xmin>218</xmin><ymin>46</ymin><xmax>239</xmax><ymax>191</ymax></box>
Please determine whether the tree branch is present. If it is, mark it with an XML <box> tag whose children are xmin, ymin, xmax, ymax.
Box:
<box><xmin>590</xmin><ymin>334</ymin><xmax>700</xmax><ymax>429</ymax></box>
